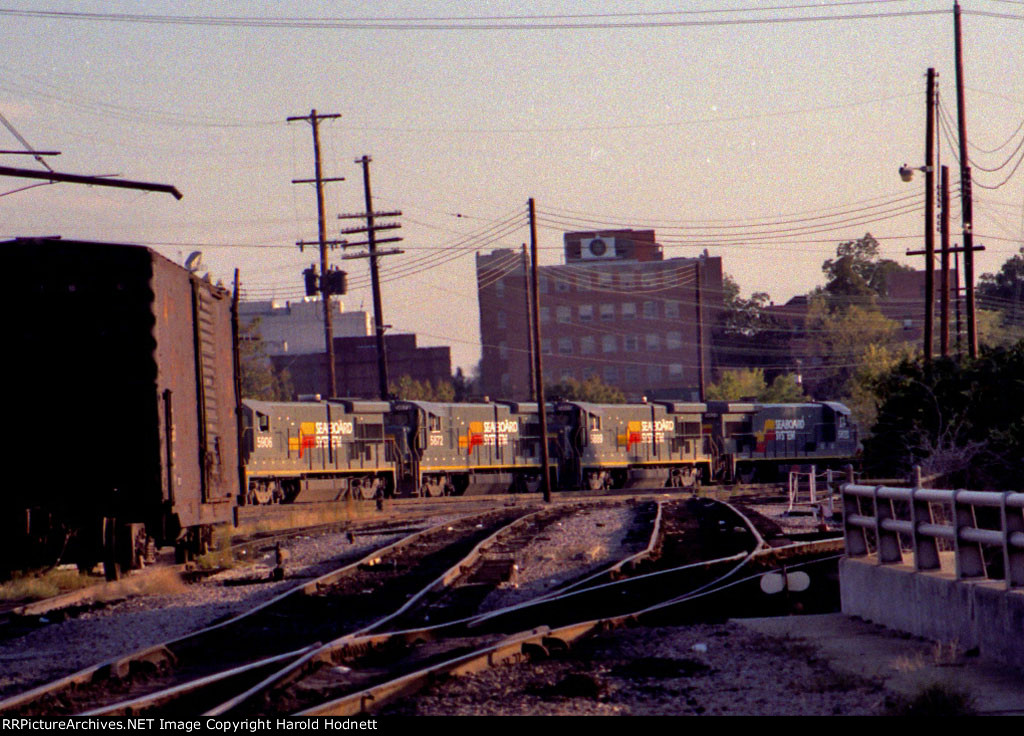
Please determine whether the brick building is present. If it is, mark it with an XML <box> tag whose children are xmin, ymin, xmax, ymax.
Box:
<box><xmin>476</xmin><ymin>230</ymin><xmax>722</xmax><ymax>401</ymax></box>
<box><xmin>272</xmin><ymin>333</ymin><xmax>452</xmax><ymax>399</ymax></box>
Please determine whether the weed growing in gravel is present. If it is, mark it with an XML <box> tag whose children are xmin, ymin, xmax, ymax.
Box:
<box><xmin>884</xmin><ymin>682</ymin><xmax>977</xmax><ymax>716</ymax></box>
<box><xmin>194</xmin><ymin>526</ymin><xmax>238</xmax><ymax>570</ymax></box>
<box><xmin>0</xmin><ymin>568</ymin><xmax>96</xmax><ymax>602</ymax></box>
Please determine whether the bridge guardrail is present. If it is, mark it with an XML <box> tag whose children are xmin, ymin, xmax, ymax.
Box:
<box><xmin>841</xmin><ymin>473</ymin><xmax>1024</xmax><ymax>590</ymax></box>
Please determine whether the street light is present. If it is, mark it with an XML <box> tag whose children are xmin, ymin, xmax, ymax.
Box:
<box><xmin>899</xmin><ymin>161</ymin><xmax>937</xmax><ymax>365</ymax></box>
<box><xmin>899</xmin><ymin>163</ymin><xmax>932</xmax><ymax>183</ymax></box>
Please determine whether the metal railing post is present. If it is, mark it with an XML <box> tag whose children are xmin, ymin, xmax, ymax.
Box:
<box><xmin>1001</xmin><ymin>491</ymin><xmax>1024</xmax><ymax>589</ymax></box>
<box><xmin>952</xmin><ymin>489</ymin><xmax>986</xmax><ymax>579</ymax></box>
<box><xmin>874</xmin><ymin>485</ymin><xmax>903</xmax><ymax>564</ymax></box>
<box><xmin>910</xmin><ymin>482</ymin><xmax>941</xmax><ymax>572</ymax></box>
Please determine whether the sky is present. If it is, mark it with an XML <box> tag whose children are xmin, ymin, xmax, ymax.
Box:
<box><xmin>2</xmin><ymin>1</ymin><xmax>1024</xmax><ymax>373</ymax></box>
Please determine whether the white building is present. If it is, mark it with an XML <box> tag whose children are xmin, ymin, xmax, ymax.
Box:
<box><xmin>238</xmin><ymin>298</ymin><xmax>372</xmax><ymax>356</ymax></box>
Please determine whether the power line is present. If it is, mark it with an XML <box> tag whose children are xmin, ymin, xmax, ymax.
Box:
<box><xmin>0</xmin><ymin>5</ymin><xmax>945</xmax><ymax>32</ymax></box>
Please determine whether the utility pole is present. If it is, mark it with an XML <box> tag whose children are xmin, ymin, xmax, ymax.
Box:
<box><xmin>288</xmin><ymin>109</ymin><xmax>345</xmax><ymax>398</ymax></box>
<box><xmin>522</xmin><ymin>244</ymin><xmax>536</xmax><ymax>400</ymax></box>
<box><xmin>954</xmin><ymin>2</ymin><xmax>978</xmax><ymax>358</ymax></box>
<box><xmin>694</xmin><ymin>261</ymin><xmax>705</xmax><ymax>401</ymax></box>
<box><xmin>339</xmin><ymin>155</ymin><xmax>404</xmax><ymax>400</ymax></box>
<box><xmin>528</xmin><ymin>198</ymin><xmax>551</xmax><ymax>503</ymax></box>
<box><xmin>940</xmin><ymin>165</ymin><xmax>951</xmax><ymax>357</ymax></box>
<box><xmin>924</xmin><ymin>68</ymin><xmax>936</xmax><ymax>366</ymax></box>
<box><xmin>905</xmin><ymin>69</ymin><xmax>937</xmax><ymax>366</ymax></box>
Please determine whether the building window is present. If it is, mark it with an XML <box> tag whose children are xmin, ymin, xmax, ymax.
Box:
<box><xmin>621</xmin><ymin>273</ymin><xmax>636</xmax><ymax>289</ymax></box>
<box><xmin>665</xmin><ymin>300</ymin><xmax>681</xmax><ymax>319</ymax></box>
<box><xmin>603</xmin><ymin>365</ymin><xmax>619</xmax><ymax>383</ymax></box>
<box><xmin>622</xmin><ymin>302</ymin><xmax>637</xmax><ymax>320</ymax></box>
<box><xmin>647</xmin><ymin>364</ymin><xmax>662</xmax><ymax>382</ymax></box>
<box><xmin>556</xmin><ymin>276</ymin><xmax>570</xmax><ymax>293</ymax></box>
<box><xmin>602</xmin><ymin>335</ymin><xmax>617</xmax><ymax>353</ymax></box>
<box><xmin>580</xmin><ymin>336</ymin><xmax>596</xmax><ymax>355</ymax></box>
<box><xmin>646</xmin><ymin>334</ymin><xmax>660</xmax><ymax>351</ymax></box>
<box><xmin>582</xmin><ymin>366</ymin><xmax>597</xmax><ymax>380</ymax></box>
<box><xmin>500</xmin><ymin>372</ymin><xmax>511</xmax><ymax>389</ymax></box>
<box><xmin>497</xmin><ymin>311</ymin><xmax>506</xmax><ymax>329</ymax></box>
<box><xmin>499</xmin><ymin>341</ymin><xmax>509</xmax><ymax>360</ymax></box>
<box><xmin>623</xmin><ymin>335</ymin><xmax>638</xmax><ymax>352</ymax></box>
<box><xmin>579</xmin><ymin>304</ymin><xmax>594</xmax><ymax>322</ymax></box>
<box><xmin>540</xmin><ymin>306</ymin><xmax>550</xmax><ymax>324</ymax></box>
<box><xmin>669</xmin><ymin>363</ymin><xmax>684</xmax><ymax>378</ymax></box>
<box><xmin>541</xmin><ymin>338</ymin><xmax>552</xmax><ymax>354</ymax></box>
<box><xmin>539</xmin><ymin>277</ymin><xmax>549</xmax><ymax>294</ymax></box>
<box><xmin>641</xmin><ymin>272</ymin><xmax>656</xmax><ymax>288</ymax></box>
<box><xmin>643</xmin><ymin>301</ymin><xmax>658</xmax><ymax>319</ymax></box>
<box><xmin>495</xmin><ymin>280</ymin><xmax>505</xmax><ymax>299</ymax></box>
<box><xmin>556</xmin><ymin>306</ymin><xmax>571</xmax><ymax>323</ymax></box>
<box><xmin>560</xmin><ymin>369</ymin><xmax>575</xmax><ymax>381</ymax></box>
<box><xmin>597</xmin><ymin>272</ymin><xmax>612</xmax><ymax>288</ymax></box>
<box><xmin>558</xmin><ymin>337</ymin><xmax>573</xmax><ymax>354</ymax></box>
<box><xmin>624</xmin><ymin>365</ymin><xmax>640</xmax><ymax>384</ymax></box>
<box><xmin>666</xmin><ymin>331</ymin><xmax>682</xmax><ymax>350</ymax></box>
<box><xmin>600</xmin><ymin>303</ymin><xmax>615</xmax><ymax>321</ymax></box>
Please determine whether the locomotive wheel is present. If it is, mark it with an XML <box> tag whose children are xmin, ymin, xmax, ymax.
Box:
<box><xmin>349</xmin><ymin>479</ymin><xmax>375</xmax><ymax>501</ymax></box>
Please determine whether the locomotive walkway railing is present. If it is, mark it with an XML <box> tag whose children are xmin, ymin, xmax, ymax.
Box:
<box><xmin>841</xmin><ymin>476</ymin><xmax>1024</xmax><ymax>590</ymax></box>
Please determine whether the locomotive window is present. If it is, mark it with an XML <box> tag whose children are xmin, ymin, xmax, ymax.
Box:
<box><xmin>356</xmin><ymin>423</ymin><xmax>384</xmax><ymax>439</ymax></box>
<box><xmin>257</xmin><ymin>412</ymin><xmax>270</xmax><ymax>432</ymax></box>
<box><xmin>589</xmin><ymin>415</ymin><xmax>601</xmax><ymax>431</ymax></box>
<box><xmin>725</xmin><ymin>421</ymin><xmax>750</xmax><ymax>437</ymax></box>
<box><xmin>429</xmin><ymin>415</ymin><xmax>442</xmax><ymax>432</ymax></box>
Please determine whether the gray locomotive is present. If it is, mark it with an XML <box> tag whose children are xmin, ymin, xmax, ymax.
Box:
<box><xmin>238</xmin><ymin>399</ymin><xmax>858</xmax><ymax>501</ymax></box>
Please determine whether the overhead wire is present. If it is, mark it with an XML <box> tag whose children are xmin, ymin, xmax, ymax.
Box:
<box><xmin>0</xmin><ymin>5</ymin><xmax>946</xmax><ymax>32</ymax></box>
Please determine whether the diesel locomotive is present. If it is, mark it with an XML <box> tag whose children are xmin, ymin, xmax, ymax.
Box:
<box><xmin>238</xmin><ymin>398</ymin><xmax>858</xmax><ymax>502</ymax></box>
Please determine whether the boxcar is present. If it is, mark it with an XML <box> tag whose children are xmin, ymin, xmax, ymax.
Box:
<box><xmin>1</xmin><ymin>238</ymin><xmax>240</xmax><ymax>576</ymax></box>
<box><xmin>241</xmin><ymin>398</ymin><xmax>393</xmax><ymax>502</ymax></box>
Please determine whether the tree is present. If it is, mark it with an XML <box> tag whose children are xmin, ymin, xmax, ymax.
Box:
<box><xmin>390</xmin><ymin>375</ymin><xmax>455</xmax><ymax>401</ymax></box>
<box><xmin>238</xmin><ymin>318</ymin><xmax>293</xmax><ymax>400</ymax></box>
<box><xmin>718</xmin><ymin>274</ymin><xmax>776</xmax><ymax>337</ymax></box>
<box><xmin>545</xmin><ymin>375</ymin><xmax>625</xmax><ymax>403</ymax></box>
<box><xmin>706</xmin><ymin>368</ymin><xmax>768</xmax><ymax>401</ymax></box>
<box><xmin>452</xmin><ymin>366</ymin><xmax>479</xmax><ymax>402</ymax></box>
<box><xmin>761</xmin><ymin>374</ymin><xmax>807</xmax><ymax>403</ymax></box>
<box><xmin>706</xmin><ymin>368</ymin><xmax>806</xmax><ymax>402</ymax></box>
<box><xmin>978</xmin><ymin>247</ymin><xmax>1024</xmax><ymax>322</ymax></box>
<box><xmin>865</xmin><ymin>343</ymin><xmax>1024</xmax><ymax>488</ymax></box>
<box><xmin>803</xmin><ymin>295</ymin><xmax>904</xmax><ymax>399</ymax></box>
<box><xmin>821</xmin><ymin>233</ymin><xmax>911</xmax><ymax>309</ymax></box>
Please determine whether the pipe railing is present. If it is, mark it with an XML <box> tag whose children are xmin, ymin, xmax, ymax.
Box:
<box><xmin>842</xmin><ymin>477</ymin><xmax>1024</xmax><ymax>589</ymax></box>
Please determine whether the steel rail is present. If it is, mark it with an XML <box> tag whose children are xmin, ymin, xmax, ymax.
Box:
<box><xmin>203</xmin><ymin>502</ymin><xmax>602</xmax><ymax>716</ymax></box>
<box><xmin>294</xmin><ymin>506</ymin><xmax>822</xmax><ymax>716</ymax></box>
<box><xmin>0</xmin><ymin>509</ymin><xmax>501</xmax><ymax>714</ymax></box>
<box><xmin>209</xmin><ymin>499</ymin><xmax>767</xmax><ymax>716</ymax></box>
<box><xmin>76</xmin><ymin>503</ymin><xmax>581</xmax><ymax>717</ymax></box>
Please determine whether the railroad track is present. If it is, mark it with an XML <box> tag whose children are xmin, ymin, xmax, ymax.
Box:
<box><xmin>225</xmin><ymin>499</ymin><xmax>845</xmax><ymax>717</ymax></box>
<box><xmin>1</xmin><ymin>493</ymin><xmax>842</xmax><ymax>717</ymax></box>
<box><xmin>0</xmin><ymin>507</ymin><xmax>541</xmax><ymax>716</ymax></box>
